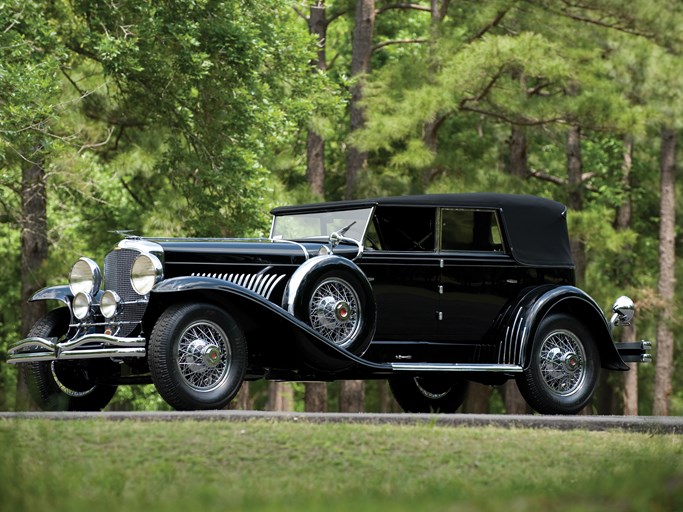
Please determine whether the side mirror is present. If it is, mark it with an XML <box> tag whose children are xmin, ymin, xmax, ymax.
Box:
<box><xmin>610</xmin><ymin>296</ymin><xmax>635</xmax><ymax>333</ymax></box>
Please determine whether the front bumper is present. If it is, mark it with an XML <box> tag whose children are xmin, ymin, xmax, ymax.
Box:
<box><xmin>7</xmin><ymin>334</ymin><xmax>146</xmax><ymax>364</ymax></box>
<box><xmin>616</xmin><ymin>341</ymin><xmax>653</xmax><ymax>363</ymax></box>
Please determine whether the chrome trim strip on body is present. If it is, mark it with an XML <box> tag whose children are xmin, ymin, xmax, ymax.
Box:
<box><xmin>499</xmin><ymin>306</ymin><xmax>524</xmax><ymax>365</ymax></box>
<box><xmin>275</xmin><ymin>239</ymin><xmax>310</xmax><ymax>261</ymax></box>
<box><xmin>7</xmin><ymin>334</ymin><xmax>146</xmax><ymax>364</ymax></box>
<box><xmin>391</xmin><ymin>363</ymin><xmax>524</xmax><ymax>373</ymax></box>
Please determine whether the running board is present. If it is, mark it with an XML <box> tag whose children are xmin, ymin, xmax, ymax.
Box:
<box><xmin>391</xmin><ymin>363</ymin><xmax>523</xmax><ymax>373</ymax></box>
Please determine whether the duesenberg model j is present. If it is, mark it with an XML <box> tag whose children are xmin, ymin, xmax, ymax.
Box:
<box><xmin>9</xmin><ymin>194</ymin><xmax>651</xmax><ymax>414</ymax></box>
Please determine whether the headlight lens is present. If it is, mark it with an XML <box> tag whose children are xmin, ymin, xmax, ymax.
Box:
<box><xmin>100</xmin><ymin>290</ymin><xmax>121</xmax><ymax>319</ymax></box>
<box><xmin>72</xmin><ymin>291</ymin><xmax>92</xmax><ymax>320</ymax></box>
<box><xmin>131</xmin><ymin>253</ymin><xmax>163</xmax><ymax>295</ymax></box>
<box><xmin>69</xmin><ymin>258</ymin><xmax>102</xmax><ymax>296</ymax></box>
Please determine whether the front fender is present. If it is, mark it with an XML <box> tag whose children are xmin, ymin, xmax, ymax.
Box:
<box><xmin>282</xmin><ymin>254</ymin><xmax>373</xmax><ymax>315</ymax></box>
<box><xmin>29</xmin><ymin>285</ymin><xmax>72</xmax><ymax>305</ymax></box>
<box><xmin>497</xmin><ymin>285</ymin><xmax>628</xmax><ymax>371</ymax></box>
<box><xmin>150</xmin><ymin>276</ymin><xmax>385</xmax><ymax>372</ymax></box>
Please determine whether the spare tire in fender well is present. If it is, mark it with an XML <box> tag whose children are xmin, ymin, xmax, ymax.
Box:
<box><xmin>283</xmin><ymin>255</ymin><xmax>376</xmax><ymax>356</ymax></box>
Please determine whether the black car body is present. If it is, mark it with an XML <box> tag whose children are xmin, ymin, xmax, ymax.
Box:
<box><xmin>9</xmin><ymin>193</ymin><xmax>651</xmax><ymax>414</ymax></box>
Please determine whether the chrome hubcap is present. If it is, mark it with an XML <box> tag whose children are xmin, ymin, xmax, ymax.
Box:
<box><xmin>177</xmin><ymin>321</ymin><xmax>231</xmax><ymax>391</ymax></box>
<box><xmin>335</xmin><ymin>301</ymin><xmax>351</xmax><ymax>322</ymax></box>
<box><xmin>185</xmin><ymin>339</ymin><xmax>223</xmax><ymax>371</ymax></box>
<box><xmin>539</xmin><ymin>329</ymin><xmax>586</xmax><ymax>396</ymax></box>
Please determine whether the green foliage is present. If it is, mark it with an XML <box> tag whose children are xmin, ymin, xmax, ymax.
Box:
<box><xmin>0</xmin><ymin>0</ymin><xmax>337</xmax><ymax>409</ymax></box>
<box><xmin>50</xmin><ymin>0</ymin><xmax>330</xmax><ymax>236</ymax></box>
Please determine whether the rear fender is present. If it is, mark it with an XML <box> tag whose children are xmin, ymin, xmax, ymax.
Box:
<box><xmin>497</xmin><ymin>285</ymin><xmax>628</xmax><ymax>371</ymax></box>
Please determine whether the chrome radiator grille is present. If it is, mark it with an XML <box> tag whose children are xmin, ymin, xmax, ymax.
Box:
<box><xmin>104</xmin><ymin>248</ymin><xmax>148</xmax><ymax>336</ymax></box>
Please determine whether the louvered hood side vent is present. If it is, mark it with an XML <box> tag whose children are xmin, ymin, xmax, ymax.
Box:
<box><xmin>191</xmin><ymin>272</ymin><xmax>286</xmax><ymax>300</ymax></box>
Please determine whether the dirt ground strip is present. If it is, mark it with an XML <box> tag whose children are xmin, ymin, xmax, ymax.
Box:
<box><xmin>0</xmin><ymin>411</ymin><xmax>681</xmax><ymax>434</ymax></box>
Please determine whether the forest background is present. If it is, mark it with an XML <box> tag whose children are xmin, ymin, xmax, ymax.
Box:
<box><xmin>1</xmin><ymin>0</ymin><xmax>682</xmax><ymax>416</ymax></box>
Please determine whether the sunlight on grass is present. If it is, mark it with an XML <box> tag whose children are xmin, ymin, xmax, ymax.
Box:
<box><xmin>1</xmin><ymin>419</ymin><xmax>681</xmax><ymax>512</ymax></box>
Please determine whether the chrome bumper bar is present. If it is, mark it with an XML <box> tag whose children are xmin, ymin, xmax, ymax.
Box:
<box><xmin>616</xmin><ymin>341</ymin><xmax>653</xmax><ymax>363</ymax></box>
<box><xmin>7</xmin><ymin>334</ymin><xmax>146</xmax><ymax>364</ymax></box>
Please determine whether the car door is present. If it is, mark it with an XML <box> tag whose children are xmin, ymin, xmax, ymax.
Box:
<box><xmin>437</xmin><ymin>208</ymin><xmax>520</xmax><ymax>345</ymax></box>
<box><xmin>358</xmin><ymin>206</ymin><xmax>441</xmax><ymax>342</ymax></box>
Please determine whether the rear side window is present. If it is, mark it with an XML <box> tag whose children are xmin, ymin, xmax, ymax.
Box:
<box><xmin>440</xmin><ymin>209</ymin><xmax>503</xmax><ymax>252</ymax></box>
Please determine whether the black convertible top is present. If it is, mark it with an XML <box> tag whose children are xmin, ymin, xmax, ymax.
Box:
<box><xmin>272</xmin><ymin>193</ymin><xmax>573</xmax><ymax>267</ymax></box>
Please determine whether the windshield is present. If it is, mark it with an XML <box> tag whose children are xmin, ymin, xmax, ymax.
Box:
<box><xmin>271</xmin><ymin>207</ymin><xmax>374</xmax><ymax>242</ymax></box>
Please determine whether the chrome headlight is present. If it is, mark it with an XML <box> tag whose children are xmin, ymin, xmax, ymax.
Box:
<box><xmin>69</xmin><ymin>257</ymin><xmax>102</xmax><ymax>296</ymax></box>
<box><xmin>72</xmin><ymin>291</ymin><xmax>92</xmax><ymax>320</ymax></box>
<box><xmin>131</xmin><ymin>253</ymin><xmax>163</xmax><ymax>295</ymax></box>
<box><xmin>100</xmin><ymin>290</ymin><xmax>121</xmax><ymax>319</ymax></box>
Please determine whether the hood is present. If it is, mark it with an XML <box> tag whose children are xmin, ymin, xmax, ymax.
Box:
<box><xmin>153</xmin><ymin>238</ymin><xmax>311</xmax><ymax>267</ymax></box>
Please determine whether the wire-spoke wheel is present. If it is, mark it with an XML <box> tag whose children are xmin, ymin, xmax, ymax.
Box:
<box><xmin>290</xmin><ymin>266</ymin><xmax>375</xmax><ymax>358</ymax></box>
<box><xmin>150</xmin><ymin>303</ymin><xmax>246</xmax><ymax>410</ymax></box>
<box><xmin>176</xmin><ymin>320</ymin><xmax>232</xmax><ymax>392</ymax></box>
<box><xmin>24</xmin><ymin>309</ymin><xmax>117</xmax><ymax>411</ymax></box>
<box><xmin>538</xmin><ymin>329</ymin><xmax>587</xmax><ymax>396</ymax></box>
<box><xmin>517</xmin><ymin>313</ymin><xmax>599</xmax><ymax>415</ymax></box>
<box><xmin>389</xmin><ymin>376</ymin><xmax>468</xmax><ymax>413</ymax></box>
<box><xmin>308</xmin><ymin>277</ymin><xmax>361</xmax><ymax>348</ymax></box>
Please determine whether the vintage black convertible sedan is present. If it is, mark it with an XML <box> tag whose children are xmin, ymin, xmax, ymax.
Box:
<box><xmin>8</xmin><ymin>193</ymin><xmax>651</xmax><ymax>414</ymax></box>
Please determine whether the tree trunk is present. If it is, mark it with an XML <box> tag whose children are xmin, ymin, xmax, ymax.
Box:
<box><xmin>339</xmin><ymin>380</ymin><xmax>365</xmax><ymax>412</ymax></box>
<box><xmin>621</xmin><ymin>324</ymin><xmax>639</xmax><ymax>415</ymax></box>
<box><xmin>228</xmin><ymin>381</ymin><xmax>251</xmax><ymax>410</ymax></box>
<box><xmin>378</xmin><ymin>380</ymin><xmax>397</xmax><ymax>413</ymax></box>
<box><xmin>503</xmin><ymin>381</ymin><xmax>529</xmax><ymax>414</ymax></box>
<box><xmin>507</xmin><ymin>124</ymin><xmax>528</xmax><ymax>178</ymax></box>
<box><xmin>617</xmin><ymin>135</ymin><xmax>638</xmax><ymax>416</ymax></box>
<box><xmin>345</xmin><ymin>0</ymin><xmax>375</xmax><ymax>199</ymax></box>
<box><xmin>306</xmin><ymin>3</ymin><xmax>328</xmax><ymax>197</ymax></box>
<box><xmin>267</xmin><ymin>382</ymin><xmax>295</xmax><ymax>412</ymax></box>
<box><xmin>566</xmin><ymin>125</ymin><xmax>586</xmax><ymax>284</ymax></box>
<box><xmin>615</xmin><ymin>135</ymin><xmax>634</xmax><ymax>232</ymax></box>
<box><xmin>16</xmin><ymin>153</ymin><xmax>48</xmax><ymax>411</ymax></box>
<box><xmin>462</xmin><ymin>383</ymin><xmax>491</xmax><ymax>413</ymax></box>
<box><xmin>653</xmin><ymin>127</ymin><xmax>676</xmax><ymax>416</ymax></box>
<box><xmin>420</xmin><ymin>1</ymin><xmax>447</xmax><ymax>188</ymax></box>
<box><xmin>307</xmin><ymin>131</ymin><xmax>325</xmax><ymax>198</ymax></box>
<box><xmin>305</xmin><ymin>382</ymin><xmax>328</xmax><ymax>412</ymax></box>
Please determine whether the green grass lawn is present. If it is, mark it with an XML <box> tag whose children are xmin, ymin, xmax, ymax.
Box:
<box><xmin>0</xmin><ymin>418</ymin><xmax>681</xmax><ymax>512</ymax></box>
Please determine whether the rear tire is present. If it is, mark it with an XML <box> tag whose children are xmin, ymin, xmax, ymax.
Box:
<box><xmin>149</xmin><ymin>303</ymin><xmax>247</xmax><ymax>410</ymax></box>
<box><xmin>517</xmin><ymin>313</ymin><xmax>599</xmax><ymax>414</ymax></box>
<box><xmin>389</xmin><ymin>376</ymin><xmax>468</xmax><ymax>413</ymax></box>
<box><xmin>25</xmin><ymin>309</ymin><xmax>118</xmax><ymax>411</ymax></box>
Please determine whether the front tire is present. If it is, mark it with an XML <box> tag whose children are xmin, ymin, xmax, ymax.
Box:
<box><xmin>517</xmin><ymin>313</ymin><xmax>600</xmax><ymax>414</ymax></box>
<box><xmin>24</xmin><ymin>309</ymin><xmax>118</xmax><ymax>411</ymax></box>
<box><xmin>149</xmin><ymin>303</ymin><xmax>247</xmax><ymax>410</ymax></box>
<box><xmin>389</xmin><ymin>376</ymin><xmax>468</xmax><ymax>413</ymax></box>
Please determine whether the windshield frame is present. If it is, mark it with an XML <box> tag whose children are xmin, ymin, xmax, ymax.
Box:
<box><xmin>269</xmin><ymin>206</ymin><xmax>375</xmax><ymax>243</ymax></box>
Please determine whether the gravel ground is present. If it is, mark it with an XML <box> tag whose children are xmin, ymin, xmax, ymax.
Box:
<box><xmin>1</xmin><ymin>410</ymin><xmax>681</xmax><ymax>434</ymax></box>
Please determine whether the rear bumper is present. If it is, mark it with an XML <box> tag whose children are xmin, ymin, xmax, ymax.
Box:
<box><xmin>7</xmin><ymin>334</ymin><xmax>146</xmax><ymax>363</ymax></box>
<box><xmin>616</xmin><ymin>341</ymin><xmax>652</xmax><ymax>363</ymax></box>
